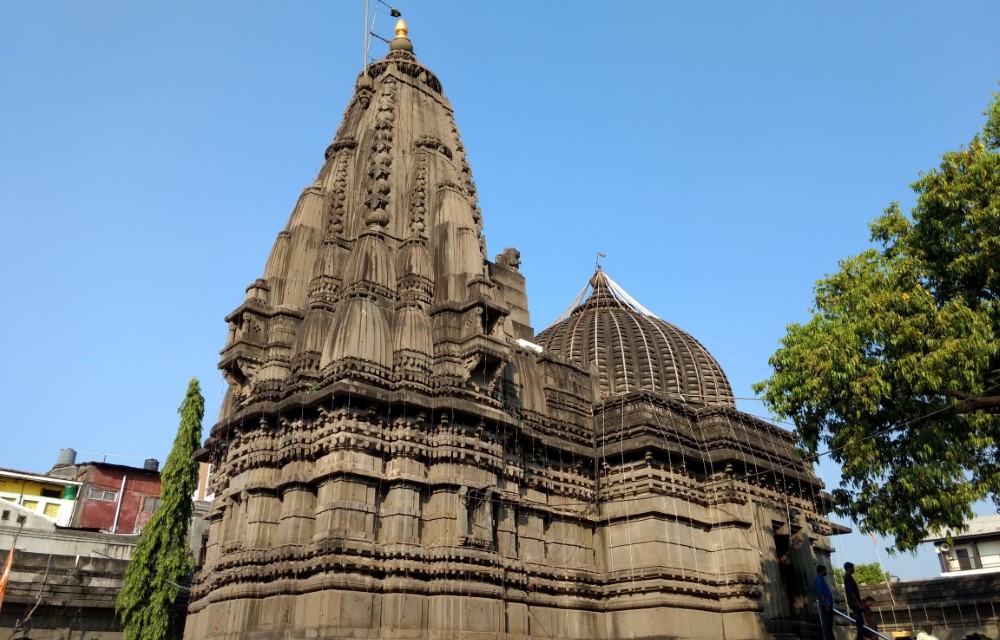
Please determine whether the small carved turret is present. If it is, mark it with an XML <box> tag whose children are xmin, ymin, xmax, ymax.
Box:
<box><xmin>393</xmin><ymin>236</ymin><xmax>434</xmax><ymax>389</ymax></box>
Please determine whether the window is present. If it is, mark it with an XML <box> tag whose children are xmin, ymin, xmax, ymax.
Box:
<box><xmin>21</xmin><ymin>499</ymin><xmax>39</xmax><ymax>511</ymax></box>
<box><xmin>40</xmin><ymin>488</ymin><xmax>62</xmax><ymax>499</ymax></box>
<box><xmin>43</xmin><ymin>503</ymin><xmax>60</xmax><ymax>518</ymax></box>
<box><xmin>955</xmin><ymin>548</ymin><xmax>975</xmax><ymax>570</ymax></box>
<box><xmin>142</xmin><ymin>497</ymin><xmax>163</xmax><ymax>513</ymax></box>
<box><xmin>1</xmin><ymin>510</ymin><xmax>9</xmax><ymax>520</ymax></box>
<box><xmin>86</xmin><ymin>487</ymin><xmax>119</xmax><ymax>502</ymax></box>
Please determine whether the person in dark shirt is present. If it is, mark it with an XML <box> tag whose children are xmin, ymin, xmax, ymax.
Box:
<box><xmin>844</xmin><ymin>562</ymin><xmax>865</xmax><ymax>639</ymax></box>
<box><xmin>814</xmin><ymin>565</ymin><xmax>836</xmax><ymax>640</ymax></box>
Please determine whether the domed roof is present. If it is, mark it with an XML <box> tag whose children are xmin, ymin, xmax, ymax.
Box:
<box><xmin>536</xmin><ymin>270</ymin><xmax>735</xmax><ymax>408</ymax></box>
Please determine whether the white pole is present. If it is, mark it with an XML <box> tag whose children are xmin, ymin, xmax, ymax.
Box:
<box><xmin>868</xmin><ymin>530</ymin><xmax>897</xmax><ymax>606</ymax></box>
<box><xmin>110</xmin><ymin>476</ymin><xmax>127</xmax><ymax>534</ymax></box>
<box><xmin>363</xmin><ymin>0</ymin><xmax>370</xmax><ymax>71</ymax></box>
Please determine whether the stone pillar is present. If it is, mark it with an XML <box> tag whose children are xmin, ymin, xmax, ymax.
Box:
<box><xmin>786</xmin><ymin>519</ymin><xmax>819</xmax><ymax>622</ymax></box>
<box><xmin>314</xmin><ymin>476</ymin><xmax>379</xmax><ymax>542</ymax></box>
<box><xmin>496</xmin><ymin>504</ymin><xmax>519</xmax><ymax>558</ymax></box>
<box><xmin>245</xmin><ymin>490</ymin><xmax>281</xmax><ymax>549</ymax></box>
<box><xmin>754</xmin><ymin>505</ymin><xmax>791</xmax><ymax>633</ymax></box>
<box><xmin>421</xmin><ymin>488</ymin><xmax>460</xmax><ymax>546</ymax></box>
<box><xmin>378</xmin><ymin>483</ymin><xmax>422</xmax><ymax>544</ymax></box>
<box><xmin>221</xmin><ymin>494</ymin><xmax>248</xmax><ymax>546</ymax></box>
<box><xmin>518</xmin><ymin>510</ymin><xmax>546</xmax><ymax>564</ymax></box>
<box><xmin>203</xmin><ymin>511</ymin><xmax>224</xmax><ymax>569</ymax></box>
<box><xmin>278</xmin><ymin>485</ymin><xmax>316</xmax><ymax>545</ymax></box>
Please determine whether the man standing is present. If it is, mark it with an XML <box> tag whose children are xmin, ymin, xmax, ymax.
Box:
<box><xmin>916</xmin><ymin>620</ymin><xmax>939</xmax><ymax>640</ymax></box>
<box><xmin>814</xmin><ymin>565</ymin><xmax>835</xmax><ymax>640</ymax></box>
<box><xmin>844</xmin><ymin>561</ymin><xmax>864</xmax><ymax>639</ymax></box>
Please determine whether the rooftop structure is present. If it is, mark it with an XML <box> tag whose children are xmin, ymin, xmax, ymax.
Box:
<box><xmin>185</xmin><ymin>20</ymin><xmax>841</xmax><ymax>640</ymax></box>
<box><xmin>0</xmin><ymin>450</ymin><xmax>164</xmax><ymax>640</ymax></box>
<box><xmin>0</xmin><ymin>466</ymin><xmax>82</xmax><ymax>527</ymax></box>
<box><xmin>925</xmin><ymin>514</ymin><xmax>1000</xmax><ymax>576</ymax></box>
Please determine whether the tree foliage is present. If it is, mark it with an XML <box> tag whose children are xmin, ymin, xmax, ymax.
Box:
<box><xmin>832</xmin><ymin>563</ymin><xmax>892</xmax><ymax>587</ymax></box>
<box><xmin>116</xmin><ymin>378</ymin><xmax>204</xmax><ymax>640</ymax></box>
<box><xmin>755</xmin><ymin>93</ymin><xmax>1000</xmax><ymax>552</ymax></box>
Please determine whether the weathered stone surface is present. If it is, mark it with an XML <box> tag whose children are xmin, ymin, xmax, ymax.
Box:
<box><xmin>186</xmin><ymin>20</ymin><xmax>840</xmax><ymax>640</ymax></box>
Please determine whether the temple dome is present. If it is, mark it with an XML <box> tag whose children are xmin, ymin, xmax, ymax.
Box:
<box><xmin>536</xmin><ymin>270</ymin><xmax>735</xmax><ymax>408</ymax></box>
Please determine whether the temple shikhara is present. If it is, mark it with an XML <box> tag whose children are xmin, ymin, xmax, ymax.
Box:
<box><xmin>186</xmin><ymin>20</ymin><xmax>841</xmax><ymax>640</ymax></box>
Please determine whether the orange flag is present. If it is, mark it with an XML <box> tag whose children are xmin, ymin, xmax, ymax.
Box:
<box><xmin>0</xmin><ymin>542</ymin><xmax>14</xmax><ymax>613</ymax></box>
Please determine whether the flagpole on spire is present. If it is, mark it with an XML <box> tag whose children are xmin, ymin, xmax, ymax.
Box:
<box><xmin>363</xmin><ymin>0</ymin><xmax>369</xmax><ymax>71</ymax></box>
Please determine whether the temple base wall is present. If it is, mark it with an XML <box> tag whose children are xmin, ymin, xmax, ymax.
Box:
<box><xmin>185</xmin><ymin>590</ymin><xmax>797</xmax><ymax>640</ymax></box>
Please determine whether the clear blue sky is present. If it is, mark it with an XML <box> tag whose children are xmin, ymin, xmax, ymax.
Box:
<box><xmin>2</xmin><ymin>1</ymin><xmax>998</xmax><ymax>580</ymax></box>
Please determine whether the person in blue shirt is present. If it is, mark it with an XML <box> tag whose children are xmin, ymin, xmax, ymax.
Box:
<box><xmin>814</xmin><ymin>564</ymin><xmax>835</xmax><ymax>640</ymax></box>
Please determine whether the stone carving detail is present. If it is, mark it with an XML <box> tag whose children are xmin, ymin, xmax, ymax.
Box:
<box><xmin>355</xmin><ymin>75</ymin><xmax>374</xmax><ymax>108</ymax></box>
<box><xmin>496</xmin><ymin>247</ymin><xmax>521</xmax><ymax>270</ymax></box>
<box><xmin>408</xmin><ymin>151</ymin><xmax>429</xmax><ymax>237</ymax></box>
<box><xmin>324</xmin><ymin>136</ymin><xmax>357</xmax><ymax>162</ymax></box>
<box><xmin>414</xmin><ymin>133</ymin><xmax>453</xmax><ymax>160</ymax></box>
<box><xmin>325</xmin><ymin>149</ymin><xmax>351</xmax><ymax>237</ymax></box>
<box><xmin>362</xmin><ymin>79</ymin><xmax>397</xmax><ymax>225</ymax></box>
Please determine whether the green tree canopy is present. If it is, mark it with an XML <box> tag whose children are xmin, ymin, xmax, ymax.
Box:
<box><xmin>116</xmin><ymin>378</ymin><xmax>204</xmax><ymax>640</ymax></box>
<box><xmin>755</xmin><ymin>93</ymin><xmax>1000</xmax><ymax>552</ymax></box>
<box><xmin>832</xmin><ymin>563</ymin><xmax>892</xmax><ymax>587</ymax></box>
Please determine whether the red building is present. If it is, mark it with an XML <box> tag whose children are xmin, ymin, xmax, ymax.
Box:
<box><xmin>49</xmin><ymin>453</ymin><xmax>162</xmax><ymax>534</ymax></box>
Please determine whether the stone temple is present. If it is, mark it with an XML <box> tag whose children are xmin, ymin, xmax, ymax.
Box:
<box><xmin>186</xmin><ymin>21</ymin><xmax>841</xmax><ymax>640</ymax></box>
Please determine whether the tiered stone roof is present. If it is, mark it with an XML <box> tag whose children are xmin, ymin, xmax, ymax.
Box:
<box><xmin>537</xmin><ymin>269</ymin><xmax>735</xmax><ymax>407</ymax></box>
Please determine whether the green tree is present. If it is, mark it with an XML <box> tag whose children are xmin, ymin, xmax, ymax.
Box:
<box><xmin>832</xmin><ymin>563</ymin><xmax>892</xmax><ymax>587</ymax></box>
<box><xmin>116</xmin><ymin>378</ymin><xmax>204</xmax><ymax>640</ymax></box>
<box><xmin>755</xmin><ymin>93</ymin><xmax>1000</xmax><ymax>552</ymax></box>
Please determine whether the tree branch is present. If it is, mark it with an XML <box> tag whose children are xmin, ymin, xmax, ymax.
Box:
<box><xmin>948</xmin><ymin>390</ymin><xmax>1000</xmax><ymax>414</ymax></box>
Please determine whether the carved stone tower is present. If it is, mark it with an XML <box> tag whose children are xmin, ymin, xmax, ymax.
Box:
<box><xmin>186</xmin><ymin>21</ymin><xmax>841</xmax><ymax>640</ymax></box>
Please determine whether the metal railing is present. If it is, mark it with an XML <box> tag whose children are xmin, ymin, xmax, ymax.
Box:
<box><xmin>831</xmin><ymin>604</ymin><xmax>891</xmax><ymax>640</ymax></box>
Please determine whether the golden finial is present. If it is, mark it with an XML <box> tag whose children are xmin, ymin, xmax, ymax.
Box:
<box><xmin>390</xmin><ymin>18</ymin><xmax>413</xmax><ymax>52</ymax></box>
